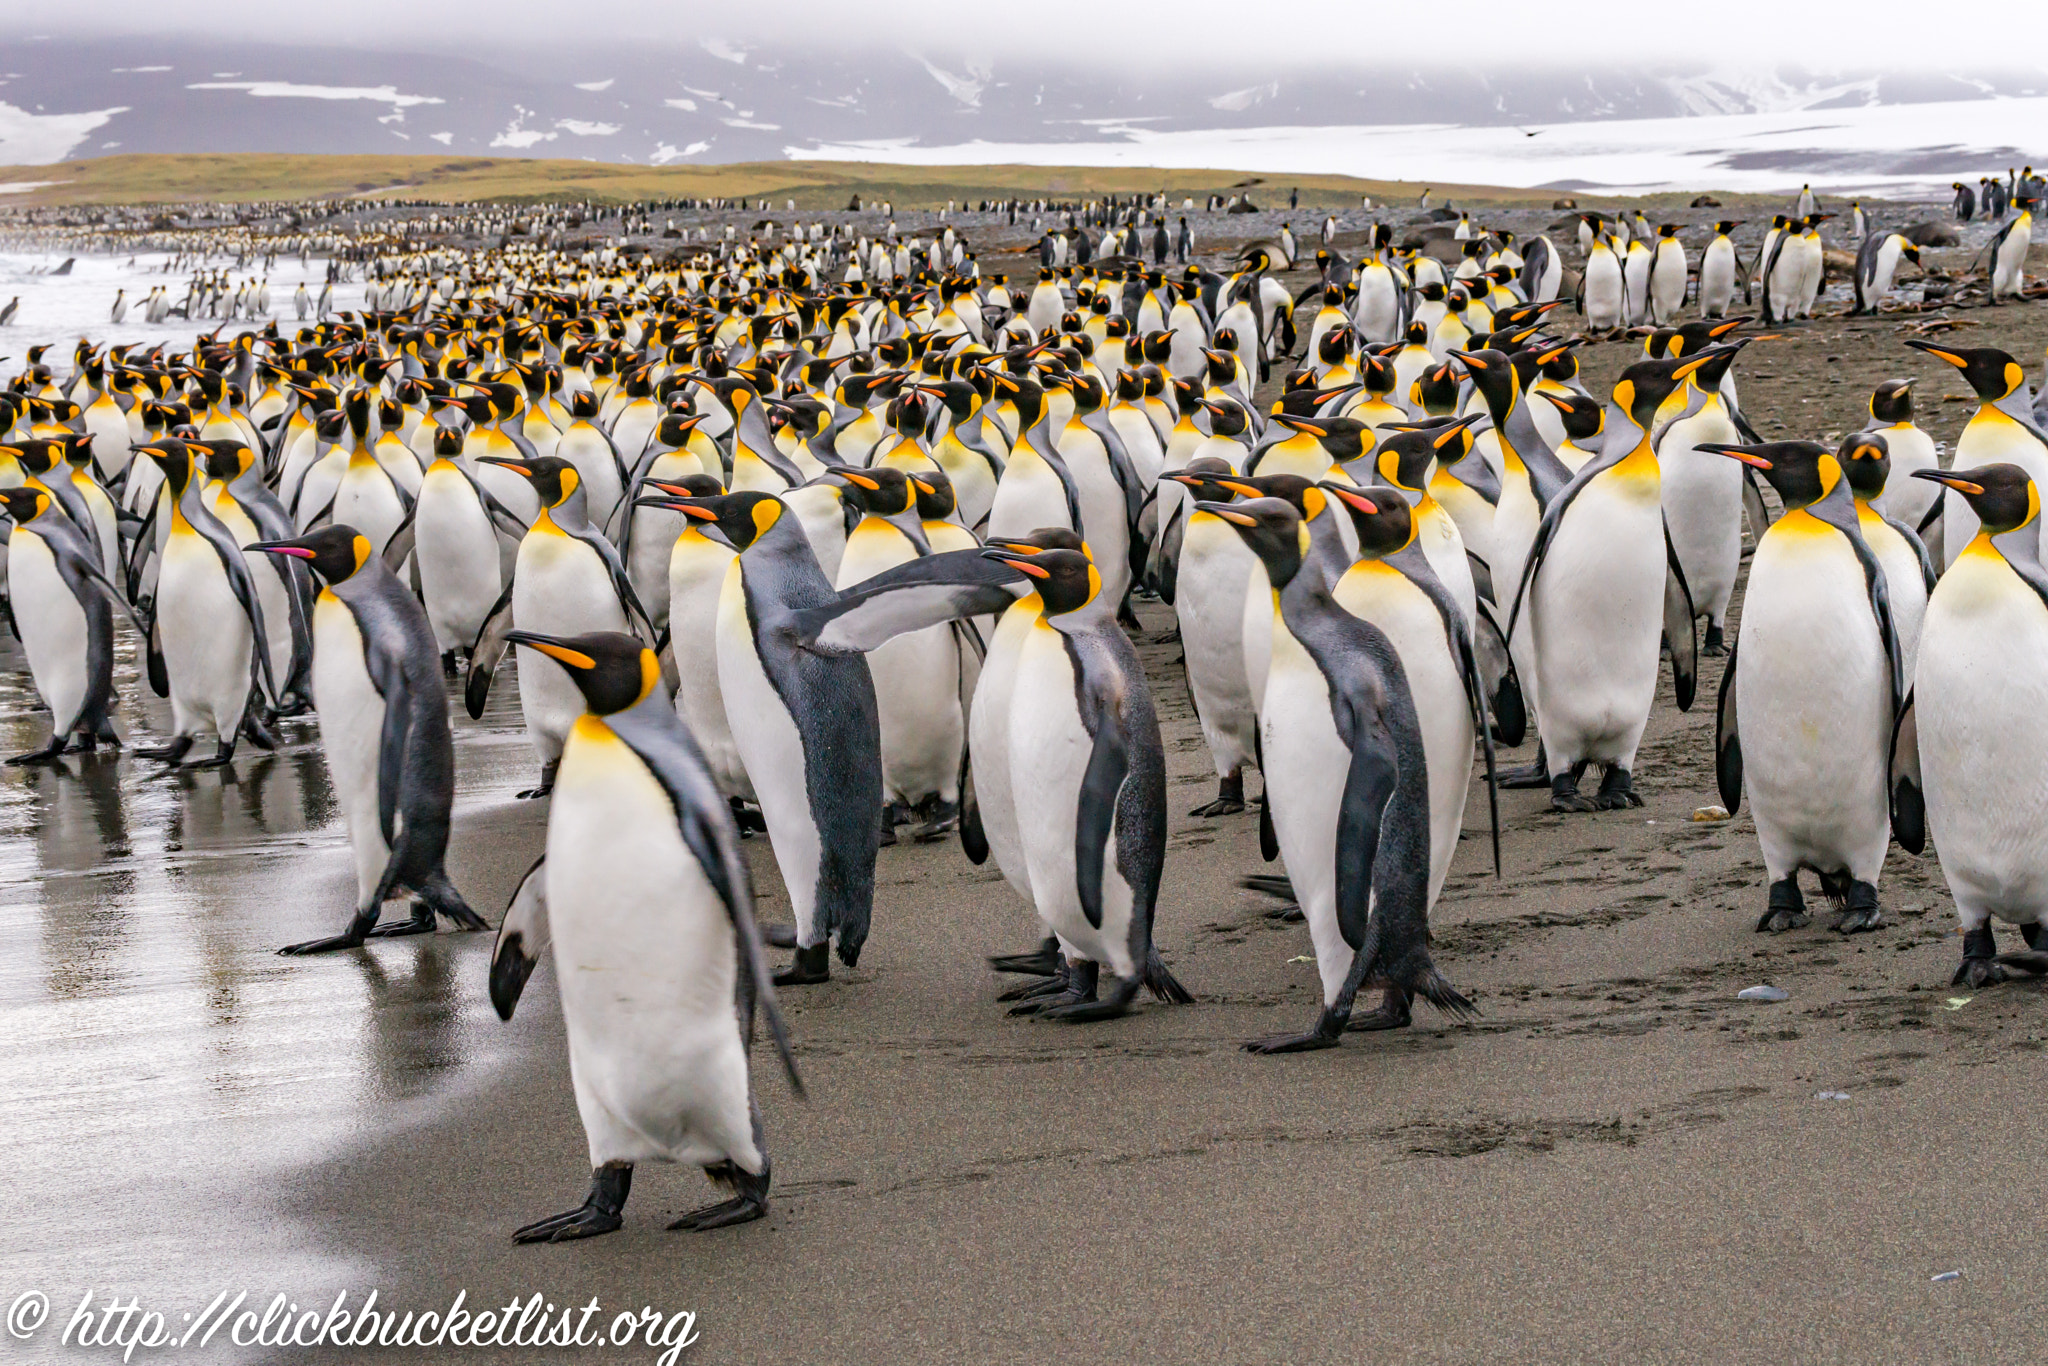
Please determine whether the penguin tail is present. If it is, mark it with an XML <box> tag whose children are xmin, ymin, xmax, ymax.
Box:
<box><xmin>1141</xmin><ymin>945</ymin><xmax>1194</xmax><ymax>1005</ymax></box>
<box><xmin>1410</xmin><ymin>964</ymin><xmax>1479</xmax><ymax>1022</ymax></box>
<box><xmin>1816</xmin><ymin>868</ymin><xmax>1852</xmax><ymax>909</ymax></box>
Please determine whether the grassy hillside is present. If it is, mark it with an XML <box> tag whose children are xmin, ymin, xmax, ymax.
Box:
<box><xmin>0</xmin><ymin>153</ymin><xmax>1569</xmax><ymax>209</ymax></box>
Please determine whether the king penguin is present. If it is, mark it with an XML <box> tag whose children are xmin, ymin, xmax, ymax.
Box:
<box><xmin>487</xmin><ymin>629</ymin><xmax>801</xmax><ymax>1242</ymax></box>
<box><xmin>1200</xmin><ymin>495</ymin><xmax>1473</xmax><ymax>1051</ymax></box>
<box><xmin>250</xmin><ymin>526</ymin><xmax>488</xmax><ymax>954</ymax></box>
<box><xmin>0</xmin><ymin>485</ymin><xmax>134</xmax><ymax>761</ymax></box>
<box><xmin>1705</xmin><ymin>439</ymin><xmax>1907</xmax><ymax>936</ymax></box>
<box><xmin>1904</xmin><ymin>342</ymin><xmax>2048</xmax><ymax>567</ymax></box>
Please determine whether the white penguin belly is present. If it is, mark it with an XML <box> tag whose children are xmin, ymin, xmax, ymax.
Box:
<box><xmin>838</xmin><ymin>520</ymin><xmax>961</xmax><ymax>806</ymax></box>
<box><xmin>1916</xmin><ymin>549</ymin><xmax>2048</xmax><ymax>923</ymax></box>
<box><xmin>968</xmin><ymin>600</ymin><xmax>1039</xmax><ymax>908</ymax></box>
<box><xmin>1940</xmin><ymin>415</ymin><xmax>2048</xmax><ymax>568</ymax></box>
<box><xmin>1529</xmin><ymin>474</ymin><xmax>1665</xmax><ymax>768</ymax></box>
<box><xmin>548</xmin><ymin>720</ymin><xmax>760</xmax><ymax>1172</ymax></box>
<box><xmin>8</xmin><ymin>530</ymin><xmax>90</xmax><ymax>730</ymax></box>
<box><xmin>715</xmin><ymin>564</ymin><xmax>826</xmax><ymax>943</ymax></box>
<box><xmin>1736</xmin><ymin>528</ymin><xmax>1892</xmax><ymax>882</ymax></box>
<box><xmin>669</xmin><ymin>535</ymin><xmax>749</xmax><ymax>800</ymax></box>
<box><xmin>1176</xmin><ymin>516</ymin><xmax>1259</xmax><ymax>779</ymax></box>
<box><xmin>311</xmin><ymin>594</ymin><xmax>393</xmax><ymax>902</ymax></box>
<box><xmin>414</xmin><ymin>464</ymin><xmax>503</xmax><ymax>653</ymax></box>
<box><xmin>1260</xmin><ymin>618</ymin><xmax>1353</xmax><ymax>1007</ymax></box>
<box><xmin>513</xmin><ymin>533</ymin><xmax>629</xmax><ymax>761</ymax></box>
<box><xmin>1659</xmin><ymin>407</ymin><xmax>1745</xmax><ymax>626</ymax></box>
<box><xmin>1009</xmin><ymin>623</ymin><xmax>1138</xmax><ymax>979</ymax></box>
<box><xmin>986</xmin><ymin>446</ymin><xmax>1073</xmax><ymax>542</ymax></box>
<box><xmin>159</xmin><ymin>531</ymin><xmax>253</xmax><ymax>740</ymax></box>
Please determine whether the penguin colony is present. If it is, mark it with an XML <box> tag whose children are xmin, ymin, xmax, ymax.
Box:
<box><xmin>3</xmin><ymin>178</ymin><xmax>2048</xmax><ymax>1243</ymax></box>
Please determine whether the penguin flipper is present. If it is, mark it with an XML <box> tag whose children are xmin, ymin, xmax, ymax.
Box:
<box><xmin>1662</xmin><ymin>520</ymin><xmax>1698</xmax><ymax>713</ymax></box>
<box><xmin>380</xmin><ymin>509</ymin><xmax>417</xmax><ymax>573</ymax></box>
<box><xmin>1470</xmin><ymin>597</ymin><xmax>1525</xmax><ymax>748</ymax></box>
<box><xmin>1332</xmin><ymin>723</ymin><xmax>1399</xmax><ymax>954</ymax></box>
<box><xmin>1715</xmin><ymin>639</ymin><xmax>1743</xmax><ymax>814</ymax></box>
<box><xmin>787</xmin><ymin>549</ymin><xmax>1025</xmax><ymax>656</ymax></box>
<box><xmin>489</xmin><ymin>856</ymin><xmax>550</xmax><ymax>1021</ymax></box>
<box><xmin>1889</xmin><ymin>688</ymin><xmax>1925</xmax><ymax>856</ymax></box>
<box><xmin>1073</xmin><ymin>720</ymin><xmax>1130</xmax><ymax>934</ymax></box>
<box><xmin>1741</xmin><ymin>465</ymin><xmax>1773</xmax><ymax>536</ymax></box>
<box><xmin>466</xmin><ymin>577</ymin><xmax>518</xmax><ymax>719</ymax></box>
<box><xmin>1467</xmin><ymin>552</ymin><xmax>1496</xmax><ymax>606</ymax></box>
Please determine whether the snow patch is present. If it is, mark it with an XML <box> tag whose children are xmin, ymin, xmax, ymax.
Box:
<box><xmin>187</xmin><ymin>82</ymin><xmax>444</xmax><ymax>107</ymax></box>
<box><xmin>1209</xmin><ymin>83</ymin><xmax>1280</xmax><ymax>113</ymax></box>
<box><xmin>700</xmin><ymin>38</ymin><xmax>749</xmax><ymax>65</ymax></box>
<box><xmin>574</xmin><ymin>79</ymin><xmax>615</xmax><ymax>92</ymax></box>
<box><xmin>0</xmin><ymin>100</ymin><xmax>129</xmax><ymax>165</ymax></box>
<box><xmin>663</xmin><ymin>98</ymin><xmax>698</xmax><ymax>112</ymax></box>
<box><xmin>556</xmin><ymin>120</ymin><xmax>620</xmax><ymax>137</ymax></box>
<box><xmin>650</xmin><ymin>140</ymin><xmax>712</xmax><ymax>164</ymax></box>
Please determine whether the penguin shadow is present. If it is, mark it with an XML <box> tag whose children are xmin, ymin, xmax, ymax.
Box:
<box><xmin>343</xmin><ymin>936</ymin><xmax>471</xmax><ymax>1098</ymax></box>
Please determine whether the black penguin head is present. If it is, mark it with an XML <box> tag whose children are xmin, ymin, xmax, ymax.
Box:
<box><xmin>984</xmin><ymin>527</ymin><xmax>1086</xmax><ymax>558</ymax></box>
<box><xmin>1213</xmin><ymin>472</ymin><xmax>1327</xmax><ymax>526</ymax></box>
<box><xmin>1836</xmin><ymin>431</ymin><xmax>1890</xmax><ymax>500</ymax></box>
<box><xmin>198</xmin><ymin>439</ymin><xmax>256</xmax><ymax>483</ymax></box>
<box><xmin>1702</xmin><ymin>441</ymin><xmax>1836</xmax><ymax>511</ymax></box>
<box><xmin>482</xmin><ymin>455</ymin><xmax>579</xmax><ymax>509</ymax></box>
<box><xmin>1161</xmin><ymin>456</ymin><xmax>1242</xmax><ymax>505</ymax></box>
<box><xmin>137</xmin><ymin>438</ymin><xmax>198</xmax><ymax>495</ymax></box>
<box><xmin>1538</xmin><ymin>388</ymin><xmax>1604</xmax><ymax>442</ymax></box>
<box><xmin>1320</xmin><ymin>481</ymin><xmax>1415</xmax><ymax>557</ymax></box>
<box><xmin>979</xmin><ymin>546</ymin><xmax>1098</xmax><ymax>616</ymax></box>
<box><xmin>250</xmin><ymin>525</ymin><xmax>376</xmax><ymax>586</ymax></box>
<box><xmin>1375</xmin><ymin>414</ymin><xmax>1481</xmax><ymax>490</ymax></box>
<box><xmin>505</xmin><ymin>630</ymin><xmax>660</xmax><ymax>717</ymax></box>
<box><xmin>1449</xmin><ymin>348</ymin><xmax>1517</xmax><ymax>418</ymax></box>
<box><xmin>1413</xmin><ymin>361</ymin><xmax>1462</xmax><ymax>416</ymax></box>
<box><xmin>667</xmin><ymin>490</ymin><xmax>786</xmax><ymax>551</ymax></box>
<box><xmin>1869</xmin><ymin>378</ymin><xmax>1914</xmax><ymax>425</ymax></box>
<box><xmin>1194</xmin><ymin>496</ymin><xmax>1304</xmax><ymax>589</ymax></box>
<box><xmin>0</xmin><ymin>484</ymin><xmax>53</xmax><ymax>524</ymax></box>
<box><xmin>1199</xmin><ymin>397</ymin><xmax>1251</xmax><ymax>438</ymax></box>
<box><xmin>1612</xmin><ymin>354</ymin><xmax>1710</xmax><ymax>428</ymax></box>
<box><xmin>1914</xmin><ymin>464</ymin><xmax>2040</xmax><ymax>537</ymax></box>
<box><xmin>831</xmin><ymin>465</ymin><xmax>914</xmax><ymax>516</ymax></box>
<box><xmin>1904</xmin><ymin>341</ymin><xmax>2027</xmax><ymax>402</ymax></box>
<box><xmin>0</xmin><ymin>438</ymin><xmax>62</xmax><ymax>477</ymax></box>
<box><xmin>1270</xmin><ymin>412</ymin><xmax>1368</xmax><ymax>461</ymax></box>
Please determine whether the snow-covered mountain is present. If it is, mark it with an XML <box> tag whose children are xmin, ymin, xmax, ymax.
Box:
<box><xmin>1</xmin><ymin>36</ymin><xmax>2042</xmax><ymax>194</ymax></box>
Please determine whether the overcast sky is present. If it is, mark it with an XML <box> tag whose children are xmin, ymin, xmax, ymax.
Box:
<box><xmin>10</xmin><ymin>4</ymin><xmax>2048</xmax><ymax>67</ymax></box>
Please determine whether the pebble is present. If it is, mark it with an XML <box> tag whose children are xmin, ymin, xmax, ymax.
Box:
<box><xmin>1691</xmin><ymin>805</ymin><xmax>1732</xmax><ymax>822</ymax></box>
<box><xmin>1737</xmin><ymin>985</ymin><xmax>1790</xmax><ymax>1002</ymax></box>
<box><xmin>1931</xmin><ymin>1271</ymin><xmax>1963</xmax><ymax>1284</ymax></box>
<box><xmin>1814</xmin><ymin>1090</ymin><xmax>1850</xmax><ymax>1101</ymax></box>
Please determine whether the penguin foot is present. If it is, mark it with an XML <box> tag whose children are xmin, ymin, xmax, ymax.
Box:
<box><xmin>515</xmin><ymin>1165</ymin><xmax>632</xmax><ymax>1244</ymax></box>
<box><xmin>1010</xmin><ymin>961</ymin><xmax>1099</xmax><ymax>1016</ymax></box>
<box><xmin>773</xmin><ymin>942</ymin><xmax>831</xmax><ymax>987</ymax></box>
<box><xmin>185</xmin><ymin>741</ymin><xmax>239</xmax><ymax>770</ymax></box>
<box><xmin>241</xmin><ymin>713</ymin><xmax>279</xmax><ymax>751</ymax></box>
<box><xmin>998</xmin><ymin>968</ymin><xmax>1073</xmax><ymax>1003</ymax></box>
<box><xmin>5</xmin><ymin>737</ymin><xmax>68</xmax><ymax>766</ymax></box>
<box><xmin>668</xmin><ymin>1161</ymin><xmax>768</xmax><ymax>1231</ymax></box>
<box><xmin>1497</xmin><ymin>763</ymin><xmax>1551</xmax><ymax>790</ymax></box>
<box><xmin>1954</xmin><ymin>956</ymin><xmax>2011</xmax><ymax>988</ymax></box>
<box><xmin>278</xmin><ymin>932</ymin><xmax>369</xmax><ymax>956</ymax></box>
<box><xmin>1756</xmin><ymin>909</ymin><xmax>1810</xmax><ymax>933</ymax></box>
<box><xmin>908</xmin><ymin>798</ymin><xmax>957</xmax><ymax>842</ymax></box>
<box><xmin>1702</xmin><ymin>624</ymin><xmax>1727</xmax><ymax>657</ymax></box>
<box><xmin>441</xmin><ymin>651</ymin><xmax>460</xmax><ymax>679</ymax></box>
<box><xmin>1834</xmin><ymin>882</ymin><xmax>1883</xmax><ymax>935</ymax></box>
<box><xmin>1592</xmin><ymin>767</ymin><xmax>1641</xmax><ymax>810</ymax></box>
<box><xmin>1548</xmin><ymin>772</ymin><xmax>1598</xmax><ymax>813</ymax></box>
<box><xmin>876</xmin><ymin>804</ymin><xmax>898</xmax><ymax>848</ymax></box>
<box><xmin>761</xmin><ymin>923</ymin><xmax>799</xmax><ymax>949</ymax></box>
<box><xmin>1344</xmin><ymin>988</ymin><xmax>1413</xmax><ymax>1032</ymax></box>
<box><xmin>1190</xmin><ymin>774</ymin><xmax>1246</xmax><ymax>818</ymax></box>
<box><xmin>1756</xmin><ymin>877</ymin><xmax>1808</xmax><ymax>933</ymax></box>
<box><xmin>1264</xmin><ymin>904</ymin><xmax>1306</xmax><ymax>922</ymax></box>
<box><xmin>516</xmin><ymin>760</ymin><xmax>559</xmax><ymax>800</ymax></box>
<box><xmin>135</xmin><ymin>736</ymin><xmax>195</xmax><ymax>764</ymax></box>
<box><xmin>1041</xmin><ymin>975</ymin><xmax>1138</xmax><ymax>1022</ymax></box>
<box><xmin>1245</xmin><ymin>1007</ymin><xmax>1348</xmax><ymax>1054</ymax></box>
<box><xmin>1992</xmin><ymin>951</ymin><xmax>2048</xmax><ymax>976</ymax></box>
<box><xmin>1155</xmin><ymin>626</ymin><xmax>1181</xmax><ymax>645</ymax></box>
<box><xmin>729</xmin><ymin>798</ymin><xmax>767</xmax><ymax>835</ymax></box>
<box><xmin>1116</xmin><ymin>601</ymin><xmax>1143</xmax><ymax>631</ymax></box>
<box><xmin>367</xmin><ymin>909</ymin><xmax>436</xmax><ymax>939</ymax></box>
<box><xmin>988</xmin><ymin>936</ymin><xmax>1063</xmax><ymax>976</ymax></box>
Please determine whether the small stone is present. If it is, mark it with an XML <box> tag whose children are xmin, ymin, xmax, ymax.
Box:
<box><xmin>1737</xmin><ymin>985</ymin><xmax>1790</xmax><ymax>1002</ymax></box>
<box><xmin>1814</xmin><ymin>1090</ymin><xmax>1850</xmax><ymax>1101</ymax></box>
<box><xmin>1945</xmin><ymin>996</ymin><xmax>1972</xmax><ymax>1010</ymax></box>
<box><xmin>1692</xmin><ymin>805</ymin><xmax>1732</xmax><ymax>822</ymax></box>
<box><xmin>1931</xmin><ymin>1270</ymin><xmax>1962</xmax><ymax>1284</ymax></box>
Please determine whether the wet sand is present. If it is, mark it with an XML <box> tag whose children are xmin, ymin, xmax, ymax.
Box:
<box><xmin>5</xmin><ymin>208</ymin><xmax>2048</xmax><ymax>1362</ymax></box>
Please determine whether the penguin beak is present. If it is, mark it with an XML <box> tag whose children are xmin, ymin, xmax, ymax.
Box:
<box><xmin>477</xmin><ymin>456</ymin><xmax>534</xmax><ymax>475</ymax></box>
<box><xmin>1160</xmin><ymin>473</ymin><xmax>1206</xmax><ymax>490</ymax></box>
<box><xmin>248</xmin><ymin>539</ymin><xmax>318</xmax><ymax>560</ymax></box>
<box><xmin>505</xmin><ymin>631</ymin><xmax>596</xmax><ymax>669</ymax></box>
<box><xmin>980</xmin><ymin>549</ymin><xmax>1049</xmax><ymax>579</ymax></box>
<box><xmin>1913</xmin><ymin>470</ymin><xmax>1985</xmax><ymax>495</ymax></box>
<box><xmin>1433</xmin><ymin>414</ymin><xmax>1484</xmax><ymax>447</ymax></box>
<box><xmin>1195</xmin><ymin>503</ymin><xmax>1260</xmax><ymax>527</ymax></box>
<box><xmin>1700</xmin><ymin>444</ymin><xmax>1774</xmax><ymax>470</ymax></box>
<box><xmin>1904</xmin><ymin>340</ymin><xmax>1968</xmax><ymax>369</ymax></box>
<box><xmin>1215</xmin><ymin>477</ymin><xmax>1261</xmax><ymax>499</ymax></box>
<box><xmin>1321</xmin><ymin>485</ymin><xmax>1380</xmax><ymax>515</ymax></box>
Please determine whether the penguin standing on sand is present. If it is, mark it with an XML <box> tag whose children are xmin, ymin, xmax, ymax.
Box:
<box><xmin>1161</xmin><ymin>460</ymin><xmax>1261</xmax><ymax>815</ymax></box>
<box><xmin>250</xmin><ymin>526</ymin><xmax>488</xmax><ymax>955</ymax></box>
<box><xmin>1852</xmin><ymin>232</ymin><xmax>1922</xmax><ymax>314</ymax></box>
<box><xmin>0</xmin><ymin>486</ymin><xmax>133</xmax><ymax>761</ymax></box>
<box><xmin>1699</xmin><ymin>222</ymin><xmax>1742</xmax><ymax>318</ymax></box>
<box><xmin>131</xmin><ymin>439</ymin><xmax>276</xmax><ymax>768</ymax></box>
<box><xmin>1896</xmin><ymin>465</ymin><xmax>2048</xmax><ymax>987</ymax></box>
<box><xmin>488</xmin><ymin>629</ymin><xmax>801</xmax><ymax>1242</ymax></box>
<box><xmin>1989</xmin><ymin>197</ymin><xmax>2034</xmax><ymax>302</ymax></box>
<box><xmin>467</xmin><ymin>457</ymin><xmax>654</xmax><ymax>798</ymax></box>
<box><xmin>1508</xmin><ymin>356</ymin><xmax>1707</xmax><ymax>811</ymax></box>
<box><xmin>659</xmin><ymin>491</ymin><xmax>881</xmax><ymax>986</ymax></box>
<box><xmin>1202</xmin><ymin>496</ymin><xmax>1473</xmax><ymax>1052</ymax></box>
<box><xmin>1705</xmin><ymin>440</ymin><xmax>1906</xmax><ymax>936</ymax></box>
<box><xmin>1837</xmin><ymin>431</ymin><xmax>1934</xmax><ymax>673</ymax></box>
<box><xmin>974</xmin><ymin>545</ymin><xmax>1191</xmax><ymax>1020</ymax></box>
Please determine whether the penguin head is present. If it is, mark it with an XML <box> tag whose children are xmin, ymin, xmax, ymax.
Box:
<box><xmin>1836</xmin><ymin>431</ymin><xmax>1891</xmax><ymax>501</ymax></box>
<box><xmin>1161</xmin><ymin>456</ymin><xmax>1243</xmax><ymax>505</ymax></box>
<box><xmin>1907</xmin><ymin>341</ymin><xmax>2028</xmax><ymax>402</ymax></box>
<box><xmin>1375</xmin><ymin>414</ymin><xmax>1481</xmax><ymax>489</ymax></box>
<box><xmin>1913</xmin><ymin>464</ymin><xmax>2040</xmax><ymax>537</ymax></box>
<box><xmin>0</xmin><ymin>484</ymin><xmax>53</xmax><ymax>525</ymax></box>
<box><xmin>1715</xmin><ymin>220</ymin><xmax>1742</xmax><ymax>235</ymax></box>
<box><xmin>1412</xmin><ymin>361</ymin><xmax>1463</xmax><ymax>416</ymax></box>
<box><xmin>979</xmin><ymin>546</ymin><xmax>1098</xmax><ymax>616</ymax></box>
<box><xmin>1537</xmin><ymin>388</ymin><xmax>1604</xmax><ymax>443</ymax></box>
<box><xmin>1320</xmin><ymin>481</ymin><xmax>1415</xmax><ymax>557</ymax></box>
<box><xmin>481</xmin><ymin>454</ymin><xmax>580</xmax><ymax>509</ymax></box>
<box><xmin>136</xmin><ymin>439</ymin><xmax>198</xmax><ymax>495</ymax></box>
<box><xmin>504</xmin><ymin>630</ymin><xmax>660</xmax><ymax>717</ymax></box>
<box><xmin>1199</xmin><ymin>397</ymin><xmax>1251</xmax><ymax>438</ymax></box>
<box><xmin>1193</xmin><ymin>496</ymin><xmax>1304</xmax><ymax>589</ymax></box>
<box><xmin>909</xmin><ymin>469</ymin><xmax>956</xmax><ymax>521</ymax></box>
<box><xmin>830</xmin><ymin>465</ymin><xmax>915</xmax><ymax>516</ymax></box>
<box><xmin>250</xmin><ymin>525</ymin><xmax>377</xmax><ymax>586</ymax></box>
<box><xmin>1673</xmin><ymin>316</ymin><xmax>1751</xmax><ymax>355</ymax></box>
<box><xmin>984</xmin><ymin>527</ymin><xmax>1086</xmax><ymax>559</ymax></box>
<box><xmin>1612</xmin><ymin>354</ymin><xmax>1711</xmax><ymax>429</ymax></box>
<box><xmin>0</xmin><ymin>438</ymin><xmax>62</xmax><ymax>478</ymax></box>
<box><xmin>663</xmin><ymin>490</ymin><xmax>788</xmax><ymax>551</ymax></box>
<box><xmin>1270</xmin><ymin>412</ymin><xmax>1367</xmax><ymax>462</ymax></box>
<box><xmin>198</xmin><ymin>439</ymin><xmax>257</xmax><ymax>483</ymax></box>
<box><xmin>1449</xmin><ymin>348</ymin><xmax>1516</xmax><ymax>416</ymax></box>
<box><xmin>1869</xmin><ymin>378</ymin><xmax>1914</xmax><ymax>425</ymax></box>
<box><xmin>1701</xmin><ymin>440</ymin><xmax>1837</xmax><ymax>511</ymax></box>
